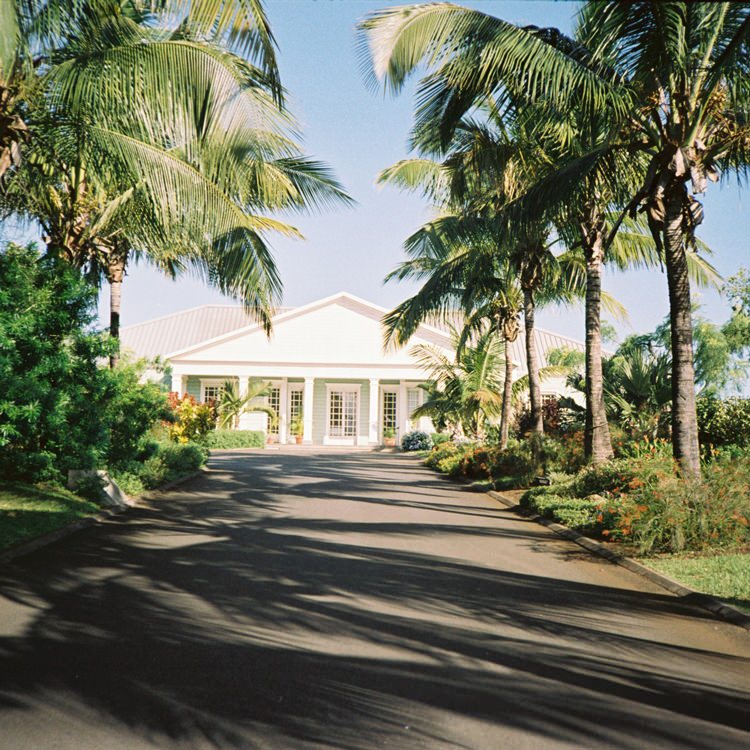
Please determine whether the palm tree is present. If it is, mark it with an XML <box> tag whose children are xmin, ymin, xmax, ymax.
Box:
<box><xmin>1</xmin><ymin>2</ymin><xmax>351</xmax><ymax>366</ymax></box>
<box><xmin>361</xmin><ymin>1</ymin><xmax>747</xmax><ymax>477</ymax></box>
<box><xmin>0</xmin><ymin>0</ymin><xmax>281</xmax><ymax>183</ymax></box>
<box><xmin>216</xmin><ymin>379</ymin><xmax>277</xmax><ymax>431</ymax></box>
<box><xmin>411</xmin><ymin>327</ymin><xmax>505</xmax><ymax>439</ymax></box>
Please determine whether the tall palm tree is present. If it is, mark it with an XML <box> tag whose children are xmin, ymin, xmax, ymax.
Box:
<box><xmin>1</xmin><ymin>2</ymin><xmax>351</xmax><ymax>366</ymax></box>
<box><xmin>361</xmin><ymin>1</ymin><xmax>745</xmax><ymax>477</ymax></box>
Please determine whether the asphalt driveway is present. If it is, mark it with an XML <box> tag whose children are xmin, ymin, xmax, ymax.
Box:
<box><xmin>0</xmin><ymin>449</ymin><xmax>748</xmax><ymax>749</ymax></box>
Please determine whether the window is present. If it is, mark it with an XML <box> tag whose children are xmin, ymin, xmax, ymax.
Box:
<box><xmin>382</xmin><ymin>391</ymin><xmax>397</xmax><ymax>434</ymax></box>
<box><xmin>201</xmin><ymin>381</ymin><xmax>224</xmax><ymax>404</ymax></box>
<box><xmin>329</xmin><ymin>389</ymin><xmax>358</xmax><ymax>438</ymax></box>
<box><xmin>407</xmin><ymin>387</ymin><xmax>421</xmax><ymax>429</ymax></box>
<box><xmin>288</xmin><ymin>387</ymin><xmax>303</xmax><ymax>422</ymax></box>
<box><xmin>266</xmin><ymin>386</ymin><xmax>280</xmax><ymax>435</ymax></box>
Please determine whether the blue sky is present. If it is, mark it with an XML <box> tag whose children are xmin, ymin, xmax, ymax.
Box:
<box><xmin>101</xmin><ymin>0</ymin><xmax>747</xmax><ymax>345</ymax></box>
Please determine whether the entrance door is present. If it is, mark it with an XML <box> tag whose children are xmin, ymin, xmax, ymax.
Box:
<box><xmin>327</xmin><ymin>387</ymin><xmax>359</xmax><ymax>443</ymax></box>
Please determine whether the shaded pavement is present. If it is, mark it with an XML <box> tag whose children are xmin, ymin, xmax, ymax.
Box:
<box><xmin>0</xmin><ymin>449</ymin><xmax>749</xmax><ymax>749</ymax></box>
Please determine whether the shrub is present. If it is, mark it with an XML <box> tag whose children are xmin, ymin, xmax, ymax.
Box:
<box><xmin>167</xmin><ymin>393</ymin><xmax>216</xmax><ymax>443</ymax></box>
<box><xmin>72</xmin><ymin>473</ymin><xmax>108</xmax><ymax>502</ymax></box>
<box><xmin>110</xmin><ymin>442</ymin><xmax>208</xmax><ymax>495</ymax></box>
<box><xmin>401</xmin><ymin>431</ymin><xmax>432</xmax><ymax>451</ymax></box>
<box><xmin>608</xmin><ymin>451</ymin><xmax>750</xmax><ymax>553</ymax></box>
<box><xmin>697</xmin><ymin>396</ymin><xmax>750</xmax><ymax>449</ymax></box>
<box><xmin>571</xmin><ymin>459</ymin><xmax>637</xmax><ymax>498</ymax></box>
<box><xmin>523</xmin><ymin>491</ymin><xmax>607</xmax><ymax>531</ymax></box>
<box><xmin>103</xmin><ymin>361</ymin><xmax>173</xmax><ymax>468</ymax></box>
<box><xmin>543</xmin><ymin>431</ymin><xmax>586</xmax><ymax>474</ymax></box>
<box><xmin>204</xmin><ymin>430</ymin><xmax>265</xmax><ymax>449</ymax></box>
<box><xmin>0</xmin><ymin>244</ymin><xmax>112</xmax><ymax>482</ymax></box>
<box><xmin>424</xmin><ymin>440</ymin><xmax>460</xmax><ymax>468</ymax></box>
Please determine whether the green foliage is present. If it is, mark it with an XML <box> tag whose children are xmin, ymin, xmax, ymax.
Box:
<box><xmin>103</xmin><ymin>360</ymin><xmax>173</xmax><ymax>468</ymax></box>
<box><xmin>697</xmin><ymin>396</ymin><xmax>750</xmax><ymax>450</ymax></box>
<box><xmin>571</xmin><ymin>459</ymin><xmax>637</xmax><ymax>498</ymax></box>
<box><xmin>0</xmin><ymin>244</ymin><xmax>112</xmax><ymax>482</ymax></box>
<box><xmin>401</xmin><ymin>431</ymin><xmax>432</xmax><ymax>451</ymax></box>
<box><xmin>425</xmin><ymin>438</ymin><xmax>534</xmax><ymax>486</ymax></box>
<box><xmin>72</xmin><ymin>474</ymin><xmax>107</xmax><ymax>502</ymax></box>
<box><xmin>111</xmin><ymin>442</ymin><xmax>208</xmax><ymax>496</ymax></box>
<box><xmin>430</xmin><ymin>432</ymin><xmax>452</xmax><ymax>447</ymax></box>
<box><xmin>203</xmin><ymin>430</ymin><xmax>265</xmax><ymax>449</ymax></box>
<box><xmin>609</xmin><ymin>452</ymin><xmax>750</xmax><ymax>554</ymax></box>
<box><xmin>525</xmin><ymin>492</ymin><xmax>606</xmax><ymax>531</ymax></box>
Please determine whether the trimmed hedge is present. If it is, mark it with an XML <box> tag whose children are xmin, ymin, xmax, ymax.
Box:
<box><xmin>203</xmin><ymin>430</ymin><xmax>265</xmax><ymax>449</ymax></box>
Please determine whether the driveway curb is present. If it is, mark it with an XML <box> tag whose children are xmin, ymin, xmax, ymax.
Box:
<box><xmin>488</xmin><ymin>490</ymin><xmax>750</xmax><ymax>632</ymax></box>
<box><xmin>0</xmin><ymin>469</ymin><xmax>207</xmax><ymax>565</ymax></box>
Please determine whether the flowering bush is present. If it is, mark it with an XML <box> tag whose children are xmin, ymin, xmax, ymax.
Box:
<box><xmin>166</xmin><ymin>393</ymin><xmax>216</xmax><ymax>444</ymax></box>
<box><xmin>401</xmin><ymin>431</ymin><xmax>432</xmax><ymax>451</ymax></box>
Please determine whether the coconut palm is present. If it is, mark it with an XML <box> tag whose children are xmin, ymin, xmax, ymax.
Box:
<box><xmin>0</xmin><ymin>0</ymin><xmax>281</xmax><ymax>183</ymax></box>
<box><xmin>1</xmin><ymin>2</ymin><xmax>351</xmax><ymax>366</ymax></box>
<box><xmin>361</xmin><ymin>1</ymin><xmax>746</xmax><ymax>476</ymax></box>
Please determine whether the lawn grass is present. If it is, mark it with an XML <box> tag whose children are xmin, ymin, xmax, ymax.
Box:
<box><xmin>642</xmin><ymin>552</ymin><xmax>750</xmax><ymax>614</ymax></box>
<box><xmin>0</xmin><ymin>482</ymin><xmax>99</xmax><ymax>552</ymax></box>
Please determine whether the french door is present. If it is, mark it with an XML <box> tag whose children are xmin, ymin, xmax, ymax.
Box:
<box><xmin>327</xmin><ymin>386</ymin><xmax>359</xmax><ymax>443</ymax></box>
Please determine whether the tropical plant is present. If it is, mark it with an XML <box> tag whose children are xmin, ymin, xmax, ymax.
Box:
<box><xmin>361</xmin><ymin>1</ymin><xmax>750</xmax><ymax>477</ymax></box>
<box><xmin>411</xmin><ymin>327</ymin><xmax>505</xmax><ymax>439</ymax></box>
<box><xmin>1</xmin><ymin>1</ymin><xmax>351</xmax><ymax>367</ymax></box>
<box><xmin>216</xmin><ymin>379</ymin><xmax>277</xmax><ymax>431</ymax></box>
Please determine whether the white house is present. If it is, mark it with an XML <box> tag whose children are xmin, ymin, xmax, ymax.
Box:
<box><xmin>121</xmin><ymin>292</ymin><xmax>585</xmax><ymax>446</ymax></box>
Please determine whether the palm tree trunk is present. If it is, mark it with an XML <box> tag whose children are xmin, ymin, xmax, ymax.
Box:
<box><xmin>523</xmin><ymin>288</ymin><xmax>544</xmax><ymax>436</ymax></box>
<box><xmin>583</xmin><ymin>224</ymin><xmax>614</xmax><ymax>464</ymax></box>
<box><xmin>663</xmin><ymin>188</ymin><xmax>701</xmax><ymax>478</ymax></box>
<box><xmin>500</xmin><ymin>337</ymin><xmax>514</xmax><ymax>449</ymax></box>
<box><xmin>106</xmin><ymin>250</ymin><xmax>127</xmax><ymax>369</ymax></box>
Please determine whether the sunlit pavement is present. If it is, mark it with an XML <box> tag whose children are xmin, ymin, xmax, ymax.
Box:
<box><xmin>1</xmin><ymin>449</ymin><xmax>749</xmax><ymax>749</ymax></box>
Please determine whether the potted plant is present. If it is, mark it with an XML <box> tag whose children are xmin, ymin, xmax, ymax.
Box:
<box><xmin>290</xmin><ymin>416</ymin><xmax>304</xmax><ymax>444</ymax></box>
<box><xmin>383</xmin><ymin>427</ymin><xmax>397</xmax><ymax>447</ymax></box>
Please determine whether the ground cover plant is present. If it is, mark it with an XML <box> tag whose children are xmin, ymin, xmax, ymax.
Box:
<box><xmin>640</xmin><ymin>553</ymin><xmax>750</xmax><ymax>614</ymax></box>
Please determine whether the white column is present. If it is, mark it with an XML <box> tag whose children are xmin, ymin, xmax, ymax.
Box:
<box><xmin>175</xmin><ymin>374</ymin><xmax>188</xmax><ymax>396</ymax></box>
<box><xmin>279</xmin><ymin>378</ymin><xmax>289</xmax><ymax>443</ymax></box>
<box><xmin>398</xmin><ymin>380</ymin><xmax>408</xmax><ymax>441</ymax></box>
<box><xmin>237</xmin><ymin>376</ymin><xmax>251</xmax><ymax>430</ymax></box>
<box><xmin>303</xmin><ymin>377</ymin><xmax>314</xmax><ymax>444</ymax></box>
<box><xmin>368</xmin><ymin>378</ymin><xmax>379</xmax><ymax>444</ymax></box>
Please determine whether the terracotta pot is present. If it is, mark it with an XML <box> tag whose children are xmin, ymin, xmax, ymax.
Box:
<box><xmin>295</xmin><ymin>435</ymin><xmax>303</xmax><ymax>445</ymax></box>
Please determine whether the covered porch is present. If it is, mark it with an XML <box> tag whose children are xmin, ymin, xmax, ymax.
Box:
<box><xmin>171</xmin><ymin>370</ymin><xmax>430</xmax><ymax>446</ymax></box>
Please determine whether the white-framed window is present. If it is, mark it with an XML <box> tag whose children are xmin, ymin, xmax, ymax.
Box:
<box><xmin>288</xmin><ymin>386</ymin><xmax>303</xmax><ymax>422</ymax></box>
<box><xmin>266</xmin><ymin>386</ymin><xmax>281</xmax><ymax>435</ymax></box>
<box><xmin>407</xmin><ymin>387</ymin><xmax>423</xmax><ymax>430</ymax></box>
<box><xmin>326</xmin><ymin>384</ymin><xmax>360</xmax><ymax>440</ymax></box>
<box><xmin>382</xmin><ymin>390</ymin><xmax>398</xmax><ymax>436</ymax></box>
<box><xmin>200</xmin><ymin>379</ymin><xmax>226</xmax><ymax>404</ymax></box>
